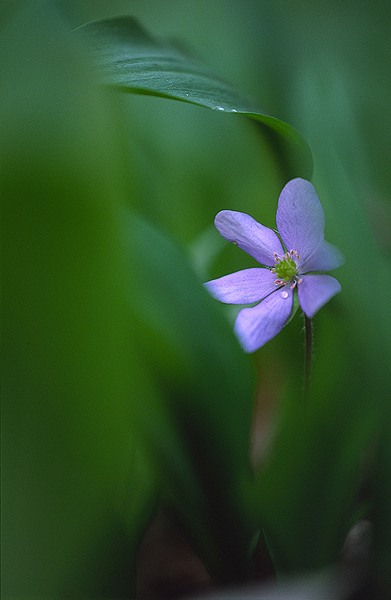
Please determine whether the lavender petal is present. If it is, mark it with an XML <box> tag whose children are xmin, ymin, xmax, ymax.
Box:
<box><xmin>234</xmin><ymin>287</ymin><xmax>293</xmax><ymax>352</ymax></box>
<box><xmin>215</xmin><ymin>210</ymin><xmax>284</xmax><ymax>267</ymax></box>
<box><xmin>276</xmin><ymin>178</ymin><xmax>325</xmax><ymax>262</ymax></box>
<box><xmin>299</xmin><ymin>239</ymin><xmax>345</xmax><ymax>273</ymax></box>
<box><xmin>298</xmin><ymin>274</ymin><xmax>341</xmax><ymax>318</ymax></box>
<box><xmin>204</xmin><ymin>268</ymin><xmax>277</xmax><ymax>304</ymax></box>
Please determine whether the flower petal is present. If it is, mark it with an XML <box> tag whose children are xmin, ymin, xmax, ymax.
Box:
<box><xmin>204</xmin><ymin>268</ymin><xmax>277</xmax><ymax>304</ymax></box>
<box><xmin>215</xmin><ymin>210</ymin><xmax>284</xmax><ymax>267</ymax></box>
<box><xmin>298</xmin><ymin>274</ymin><xmax>341</xmax><ymax>318</ymax></box>
<box><xmin>300</xmin><ymin>239</ymin><xmax>345</xmax><ymax>273</ymax></box>
<box><xmin>234</xmin><ymin>287</ymin><xmax>293</xmax><ymax>352</ymax></box>
<box><xmin>276</xmin><ymin>178</ymin><xmax>325</xmax><ymax>262</ymax></box>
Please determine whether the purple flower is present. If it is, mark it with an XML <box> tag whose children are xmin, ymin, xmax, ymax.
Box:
<box><xmin>204</xmin><ymin>178</ymin><xmax>344</xmax><ymax>352</ymax></box>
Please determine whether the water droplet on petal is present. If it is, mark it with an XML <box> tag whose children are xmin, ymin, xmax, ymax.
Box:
<box><xmin>281</xmin><ymin>290</ymin><xmax>289</xmax><ymax>299</ymax></box>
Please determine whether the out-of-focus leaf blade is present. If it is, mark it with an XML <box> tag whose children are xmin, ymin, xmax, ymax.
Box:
<box><xmin>125</xmin><ymin>210</ymin><xmax>256</xmax><ymax>583</ymax></box>
<box><xmin>1</xmin><ymin>3</ymin><xmax>158</xmax><ymax>597</ymax></box>
<box><xmin>76</xmin><ymin>16</ymin><xmax>313</xmax><ymax>181</ymax></box>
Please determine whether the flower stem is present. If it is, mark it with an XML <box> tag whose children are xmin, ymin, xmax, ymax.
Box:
<box><xmin>304</xmin><ymin>315</ymin><xmax>312</xmax><ymax>403</ymax></box>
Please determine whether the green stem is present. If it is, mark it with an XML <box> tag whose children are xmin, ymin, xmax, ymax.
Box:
<box><xmin>304</xmin><ymin>315</ymin><xmax>312</xmax><ymax>403</ymax></box>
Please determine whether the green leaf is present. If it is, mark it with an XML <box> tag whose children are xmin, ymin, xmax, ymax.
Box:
<box><xmin>125</xmin><ymin>210</ymin><xmax>256</xmax><ymax>583</ymax></box>
<box><xmin>76</xmin><ymin>16</ymin><xmax>313</xmax><ymax>181</ymax></box>
<box><xmin>1</xmin><ymin>3</ymin><xmax>157</xmax><ymax>597</ymax></box>
<box><xmin>253</xmin><ymin>393</ymin><xmax>377</xmax><ymax>573</ymax></box>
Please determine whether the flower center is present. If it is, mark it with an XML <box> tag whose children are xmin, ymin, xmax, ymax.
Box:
<box><xmin>274</xmin><ymin>255</ymin><xmax>297</xmax><ymax>280</ymax></box>
<box><xmin>271</xmin><ymin>250</ymin><xmax>302</xmax><ymax>287</ymax></box>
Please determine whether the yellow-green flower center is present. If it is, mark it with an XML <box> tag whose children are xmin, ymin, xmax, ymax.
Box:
<box><xmin>274</xmin><ymin>256</ymin><xmax>297</xmax><ymax>281</ymax></box>
<box><xmin>271</xmin><ymin>250</ymin><xmax>300</xmax><ymax>285</ymax></box>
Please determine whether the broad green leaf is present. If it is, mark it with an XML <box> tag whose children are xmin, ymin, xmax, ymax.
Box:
<box><xmin>125</xmin><ymin>210</ymin><xmax>256</xmax><ymax>583</ymax></box>
<box><xmin>253</xmin><ymin>387</ymin><xmax>376</xmax><ymax>572</ymax></box>
<box><xmin>76</xmin><ymin>16</ymin><xmax>313</xmax><ymax>181</ymax></box>
<box><xmin>1</xmin><ymin>3</ymin><xmax>157</xmax><ymax>597</ymax></box>
<box><xmin>2</xmin><ymin>2</ymin><xmax>257</xmax><ymax>590</ymax></box>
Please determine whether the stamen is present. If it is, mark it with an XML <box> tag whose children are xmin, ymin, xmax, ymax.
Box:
<box><xmin>285</xmin><ymin>249</ymin><xmax>300</xmax><ymax>261</ymax></box>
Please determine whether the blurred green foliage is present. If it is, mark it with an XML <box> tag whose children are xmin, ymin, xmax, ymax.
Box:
<box><xmin>2</xmin><ymin>0</ymin><xmax>391</xmax><ymax>598</ymax></box>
